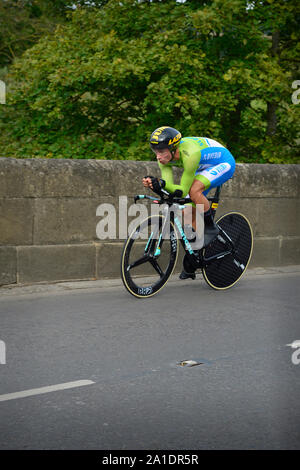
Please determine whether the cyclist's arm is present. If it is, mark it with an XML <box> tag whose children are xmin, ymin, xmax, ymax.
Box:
<box><xmin>158</xmin><ymin>153</ymin><xmax>199</xmax><ymax>198</ymax></box>
<box><xmin>158</xmin><ymin>163</ymin><xmax>174</xmax><ymax>188</ymax></box>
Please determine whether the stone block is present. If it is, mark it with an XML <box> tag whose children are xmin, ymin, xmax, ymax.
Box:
<box><xmin>18</xmin><ymin>244</ymin><xmax>96</xmax><ymax>283</ymax></box>
<box><xmin>0</xmin><ymin>158</ymin><xmax>117</xmax><ymax>198</ymax></box>
<box><xmin>280</xmin><ymin>237</ymin><xmax>300</xmax><ymax>265</ymax></box>
<box><xmin>0</xmin><ymin>199</ymin><xmax>34</xmax><ymax>245</ymax></box>
<box><xmin>233</xmin><ymin>164</ymin><xmax>300</xmax><ymax>199</ymax></box>
<box><xmin>34</xmin><ymin>198</ymin><xmax>114</xmax><ymax>245</ymax></box>
<box><xmin>256</xmin><ymin>199</ymin><xmax>300</xmax><ymax>237</ymax></box>
<box><xmin>96</xmin><ymin>243</ymin><xmax>124</xmax><ymax>279</ymax></box>
<box><xmin>249</xmin><ymin>237</ymin><xmax>280</xmax><ymax>267</ymax></box>
<box><xmin>0</xmin><ymin>247</ymin><xmax>17</xmax><ymax>285</ymax></box>
<box><xmin>215</xmin><ymin>198</ymin><xmax>260</xmax><ymax>237</ymax></box>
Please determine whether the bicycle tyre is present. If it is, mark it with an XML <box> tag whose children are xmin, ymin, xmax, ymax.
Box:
<box><xmin>202</xmin><ymin>211</ymin><xmax>253</xmax><ymax>290</ymax></box>
<box><xmin>121</xmin><ymin>215</ymin><xmax>179</xmax><ymax>298</ymax></box>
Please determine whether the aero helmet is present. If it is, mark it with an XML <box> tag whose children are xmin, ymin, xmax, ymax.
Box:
<box><xmin>149</xmin><ymin>126</ymin><xmax>182</xmax><ymax>152</ymax></box>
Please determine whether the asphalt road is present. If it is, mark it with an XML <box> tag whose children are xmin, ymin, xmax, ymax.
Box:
<box><xmin>0</xmin><ymin>267</ymin><xmax>300</xmax><ymax>450</ymax></box>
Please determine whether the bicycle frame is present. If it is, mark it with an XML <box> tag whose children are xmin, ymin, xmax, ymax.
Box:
<box><xmin>134</xmin><ymin>184</ymin><xmax>236</xmax><ymax>269</ymax></box>
<box><xmin>122</xmin><ymin>178</ymin><xmax>253</xmax><ymax>298</ymax></box>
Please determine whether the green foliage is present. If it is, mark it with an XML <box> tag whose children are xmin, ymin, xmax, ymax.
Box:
<box><xmin>0</xmin><ymin>0</ymin><xmax>66</xmax><ymax>69</ymax></box>
<box><xmin>0</xmin><ymin>0</ymin><xmax>299</xmax><ymax>163</ymax></box>
<box><xmin>0</xmin><ymin>1</ymin><xmax>110</xmax><ymax>69</ymax></box>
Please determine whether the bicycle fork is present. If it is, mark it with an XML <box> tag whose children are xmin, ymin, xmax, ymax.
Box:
<box><xmin>144</xmin><ymin>205</ymin><xmax>172</xmax><ymax>258</ymax></box>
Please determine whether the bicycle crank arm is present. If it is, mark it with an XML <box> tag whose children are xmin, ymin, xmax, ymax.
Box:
<box><xmin>203</xmin><ymin>249</ymin><xmax>232</xmax><ymax>263</ymax></box>
<box><xmin>218</xmin><ymin>226</ymin><xmax>234</xmax><ymax>246</ymax></box>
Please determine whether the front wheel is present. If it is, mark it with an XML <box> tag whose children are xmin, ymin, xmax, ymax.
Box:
<box><xmin>121</xmin><ymin>215</ymin><xmax>179</xmax><ymax>298</ymax></box>
<box><xmin>202</xmin><ymin>211</ymin><xmax>253</xmax><ymax>290</ymax></box>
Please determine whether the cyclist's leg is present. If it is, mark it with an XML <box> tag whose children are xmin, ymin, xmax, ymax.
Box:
<box><xmin>179</xmin><ymin>253</ymin><xmax>197</xmax><ymax>280</ymax></box>
<box><xmin>180</xmin><ymin>149</ymin><xmax>236</xmax><ymax>280</ymax></box>
<box><xmin>191</xmin><ymin>149</ymin><xmax>236</xmax><ymax>245</ymax></box>
<box><xmin>196</xmin><ymin>149</ymin><xmax>236</xmax><ymax>197</ymax></box>
<box><xmin>188</xmin><ymin>149</ymin><xmax>235</xmax><ymax>215</ymax></box>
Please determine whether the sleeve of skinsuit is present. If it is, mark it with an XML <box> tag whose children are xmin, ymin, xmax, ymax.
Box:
<box><xmin>158</xmin><ymin>140</ymin><xmax>201</xmax><ymax>198</ymax></box>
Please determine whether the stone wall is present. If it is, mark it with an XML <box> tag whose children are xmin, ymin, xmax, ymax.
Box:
<box><xmin>0</xmin><ymin>158</ymin><xmax>299</xmax><ymax>285</ymax></box>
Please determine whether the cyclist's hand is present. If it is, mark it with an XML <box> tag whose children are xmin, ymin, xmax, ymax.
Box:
<box><xmin>142</xmin><ymin>177</ymin><xmax>153</xmax><ymax>189</ymax></box>
<box><xmin>143</xmin><ymin>176</ymin><xmax>165</xmax><ymax>195</ymax></box>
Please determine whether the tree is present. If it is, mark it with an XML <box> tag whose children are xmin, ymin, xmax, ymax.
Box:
<box><xmin>0</xmin><ymin>0</ymin><xmax>110</xmax><ymax>69</ymax></box>
<box><xmin>0</xmin><ymin>0</ymin><xmax>299</xmax><ymax>162</ymax></box>
<box><xmin>0</xmin><ymin>1</ymin><xmax>63</xmax><ymax>69</ymax></box>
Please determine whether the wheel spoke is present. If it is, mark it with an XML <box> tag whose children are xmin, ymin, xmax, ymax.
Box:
<box><xmin>149</xmin><ymin>259</ymin><xmax>164</xmax><ymax>277</ymax></box>
<box><xmin>127</xmin><ymin>255</ymin><xmax>149</xmax><ymax>271</ymax></box>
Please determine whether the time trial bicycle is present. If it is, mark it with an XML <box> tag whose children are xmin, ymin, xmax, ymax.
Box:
<box><xmin>121</xmin><ymin>184</ymin><xmax>253</xmax><ymax>298</ymax></box>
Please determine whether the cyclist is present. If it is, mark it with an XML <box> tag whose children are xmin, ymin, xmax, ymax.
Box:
<box><xmin>142</xmin><ymin>126</ymin><xmax>236</xmax><ymax>280</ymax></box>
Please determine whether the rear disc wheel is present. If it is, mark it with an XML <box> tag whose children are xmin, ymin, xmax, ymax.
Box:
<box><xmin>202</xmin><ymin>211</ymin><xmax>253</xmax><ymax>290</ymax></box>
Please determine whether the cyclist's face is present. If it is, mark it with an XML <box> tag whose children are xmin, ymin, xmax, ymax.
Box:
<box><xmin>154</xmin><ymin>148</ymin><xmax>172</xmax><ymax>164</ymax></box>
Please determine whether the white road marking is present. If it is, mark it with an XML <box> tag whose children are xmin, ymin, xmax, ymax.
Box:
<box><xmin>0</xmin><ymin>380</ymin><xmax>95</xmax><ymax>402</ymax></box>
